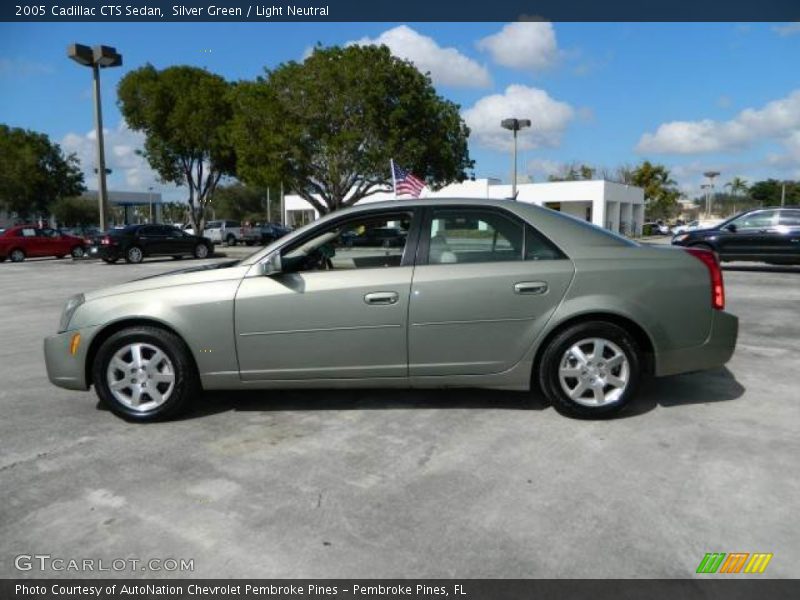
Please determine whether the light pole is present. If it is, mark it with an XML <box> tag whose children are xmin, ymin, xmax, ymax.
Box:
<box><xmin>67</xmin><ymin>44</ymin><xmax>122</xmax><ymax>231</ymax></box>
<box><xmin>501</xmin><ymin>118</ymin><xmax>531</xmax><ymax>199</ymax></box>
<box><xmin>703</xmin><ymin>171</ymin><xmax>720</xmax><ymax>218</ymax></box>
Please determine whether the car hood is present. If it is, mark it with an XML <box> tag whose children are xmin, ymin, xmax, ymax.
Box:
<box><xmin>83</xmin><ymin>260</ymin><xmax>249</xmax><ymax>301</ymax></box>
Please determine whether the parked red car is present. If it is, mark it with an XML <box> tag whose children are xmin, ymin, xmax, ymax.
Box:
<box><xmin>0</xmin><ymin>226</ymin><xmax>87</xmax><ymax>263</ymax></box>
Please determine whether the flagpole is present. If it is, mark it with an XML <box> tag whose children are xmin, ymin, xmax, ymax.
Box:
<box><xmin>390</xmin><ymin>158</ymin><xmax>398</xmax><ymax>200</ymax></box>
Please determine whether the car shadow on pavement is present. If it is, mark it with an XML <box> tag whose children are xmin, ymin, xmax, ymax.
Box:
<box><xmin>623</xmin><ymin>366</ymin><xmax>744</xmax><ymax>417</ymax></box>
<box><xmin>187</xmin><ymin>387</ymin><xmax>545</xmax><ymax>419</ymax></box>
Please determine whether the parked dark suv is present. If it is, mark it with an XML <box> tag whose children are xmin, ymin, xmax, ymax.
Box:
<box><xmin>671</xmin><ymin>207</ymin><xmax>800</xmax><ymax>265</ymax></box>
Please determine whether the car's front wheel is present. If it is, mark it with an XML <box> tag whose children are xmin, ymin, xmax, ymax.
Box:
<box><xmin>92</xmin><ymin>326</ymin><xmax>200</xmax><ymax>422</ymax></box>
<box><xmin>71</xmin><ymin>246</ymin><xmax>85</xmax><ymax>258</ymax></box>
<box><xmin>538</xmin><ymin>321</ymin><xmax>641</xmax><ymax>419</ymax></box>
<box><xmin>225</xmin><ymin>234</ymin><xmax>237</xmax><ymax>247</ymax></box>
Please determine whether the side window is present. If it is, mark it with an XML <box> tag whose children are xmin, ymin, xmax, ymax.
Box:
<box><xmin>226</xmin><ymin>221</ymin><xmax>240</xmax><ymax>228</ymax></box>
<box><xmin>778</xmin><ymin>209</ymin><xmax>800</xmax><ymax>227</ymax></box>
<box><xmin>283</xmin><ymin>212</ymin><xmax>412</xmax><ymax>272</ymax></box>
<box><xmin>730</xmin><ymin>210</ymin><xmax>777</xmax><ymax>229</ymax></box>
<box><xmin>525</xmin><ymin>224</ymin><xmax>565</xmax><ymax>260</ymax></box>
<box><xmin>21</xmin><ymin>228</ymin><xmax>36</xmax><ymax>237</ymax></box>
<box><xmin>427</xmin><ymin>210</ymin><xmax>523</xmax><ymax>264</ymax></box>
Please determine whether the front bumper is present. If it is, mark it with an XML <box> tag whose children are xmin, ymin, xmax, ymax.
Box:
<box><xmin>655</xmin><ymin>310</ymin><xmax>739</xmax><ymax>377</ymax></box>
<box><xmin>43</xmin><ymin>325</ymin><xmax>101</xmax><ymax>391</ymax></box>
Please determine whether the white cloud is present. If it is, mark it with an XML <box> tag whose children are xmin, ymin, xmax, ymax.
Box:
<box><xmin>477</xmin><ymin>22</ymin><xmax>560</xmax><ymax>72</ymax></box>
<box><xmin>61</xmin><ymin>122</ymin><xmax>166</xmax><ymax>192</ymax></box>
<box><xmin>636</xmin><ymin>90</ymin><xmax>800</xmax><ymax>155</ymax></box>
<box><xmin>462</xmin><ymin>84</ymin><xmax>575</xmax><ymax>151</ymax></box>
<box><xmin>349</xmin><ymin>25</ymin><xmax>491</xmax><ymax>88</ymax></box>
<box><xmin>773</xmin><ymin>22</ymin><xmax>800</xmax><ymax>36</ymax></box>
<box><xmin>0</xmin><ymin>57</ymin><xmax>53</xmax><ymax>77</ymax></box>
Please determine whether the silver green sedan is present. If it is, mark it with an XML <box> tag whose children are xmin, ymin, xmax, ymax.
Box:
<box><xmin>44</xmin><ymin>199</ymin><xmax>738</xmax><ymax>421</ymax></box>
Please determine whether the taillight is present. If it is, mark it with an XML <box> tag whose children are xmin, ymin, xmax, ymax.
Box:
<box><xmin>685</xmin><ymin>247</ymin><xmax>724</xmax><ymax>310</ymax></box>
<box><xmin>100</xmin><ymin>236</ymin><xmax>112</xmax><ymax>246</ymax></box>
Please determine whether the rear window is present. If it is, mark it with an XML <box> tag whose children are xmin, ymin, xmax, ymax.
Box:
<box><xmin>206</xmin><ymin>221</ymin><xmax>222</xmax><ymax>229</ymax></box>
<box><xmin>544</xmin><ymin>209</ymin><xmax>639</xmax><ymax>247</ymax></box>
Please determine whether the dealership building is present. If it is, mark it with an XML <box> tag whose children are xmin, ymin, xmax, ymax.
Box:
<box><xmin>283</xmin><ymin>178</ymin><xmax>646</xmax><ymax>236</ymax></box>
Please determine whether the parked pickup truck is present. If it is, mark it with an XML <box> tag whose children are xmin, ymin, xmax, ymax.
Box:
<box><xmin>202</xmin><ymin>220</ymin><xmax>259</xmax><ymax>246</ymax></box>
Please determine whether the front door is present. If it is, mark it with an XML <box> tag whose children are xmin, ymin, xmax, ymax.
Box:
<box><xmin>717</xmin><ymin>209</ymin><xmax>780</xmax><ymax>260</ymax></box>
<box><xmin>408</xmin><ymin>207</ymin><xmax>575</xmax><ymax>376</ymax></box>
<box><xmin>235</xmin><ymin>209</ymin><xmax>419</xmax><ymax>381</ymax></box>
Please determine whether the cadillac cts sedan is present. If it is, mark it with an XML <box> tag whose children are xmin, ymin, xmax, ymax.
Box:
<box><xmin>44</xmin><ymin>199</ymin><xmax>738</xmax><ymax>421</ymax></box>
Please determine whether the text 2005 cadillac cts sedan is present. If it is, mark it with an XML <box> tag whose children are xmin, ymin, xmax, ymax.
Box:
<box><xmin>45</xmin><ymin>199</ymin><xmax>738</xmax><ymax>421</ymax></box>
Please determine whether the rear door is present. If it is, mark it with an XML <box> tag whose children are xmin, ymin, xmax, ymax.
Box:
<box><xmin>776</xmin><ymin>209</ymin><xmax>800</xmax><ymax>260</ymax></box>
<box><xmin>408</xmin><ymin>207</ymin><xmax>575</xmax><ymax>376</ymax></box>
<box><xmin>136</xmin><ymin>225</ymin><xmax>169</xmax><ymax>255</ymax></box>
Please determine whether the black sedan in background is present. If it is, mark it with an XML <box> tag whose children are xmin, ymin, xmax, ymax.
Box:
<box><xmin>672</xmin><ymin>206</ymin><xmax>800</xmax><ymax>265</ymax></box>
<box><xmin>91</xmin><ymin>224</ymin><xmax>214</xmax><ymax>264</ymax></box>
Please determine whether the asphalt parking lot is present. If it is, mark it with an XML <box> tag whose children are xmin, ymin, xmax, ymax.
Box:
<box><xmin>1</xmin><ymin>250</ymin><xmax>798</xmax><ymax>578</ymax></box>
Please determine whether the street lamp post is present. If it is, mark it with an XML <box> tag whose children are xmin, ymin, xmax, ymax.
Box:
<box><xmin>67</xmin><ymin>44</ymin><xmax>122</xmax><ymax>231</ymax></box>
<box><xmin>148</xmin><ymin>186</ymin><xmax>154</xmax><ymax>223</ymax></box>
<box><xmin>703</xmin><ymin>171</ymin><xmax>720</xmax><ymax>218</ymax></box>
<box><xmin>501</xmin><ymin>118</ymin><xmax>531</xmax><ymax>199</ymax></box>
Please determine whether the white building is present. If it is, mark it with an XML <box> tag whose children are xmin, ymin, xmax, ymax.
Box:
<box><xmin>283</xmin><ymin>178</ymin><xmax>645</xmax><ymax>236</ymax></box>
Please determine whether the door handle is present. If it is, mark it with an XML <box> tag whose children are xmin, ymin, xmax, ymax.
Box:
<box><xmin>514</xmin><ymin>281</ymin><xmax>548</xmax><ymax>295</ymax></box>
<box><xmin>364</xmin><ymin>291</ymin><xmax>399</xmax><ymax>305</ymax></box>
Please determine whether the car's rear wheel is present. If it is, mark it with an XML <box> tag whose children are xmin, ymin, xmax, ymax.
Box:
<box><xmin>92</xmin><ymin>326</ymin><xmax>199</xmax><ymax>422</ymax></box>
<box><xmin>9</xmin><ymin>248</ymin><xmax>25</xmax><ymax>263</ymax></box>
<box><xmin>71</xmin><ymin>246</ymin><xmax>85</xmax><ymax>258</ymax></box>
<box><xmin>125</xmin><ymin>246</ymin><xmax>144</xmax><ymax>264</ymax></box>
<box><xmin>538</xmin><ymin>321</ymin><xmax>641</xmax><ymax>419</ymax></box>
<box><xmin>193</xmin><ymin>243</ymin><xmax>210</xmax><ymax>259</ymax></box>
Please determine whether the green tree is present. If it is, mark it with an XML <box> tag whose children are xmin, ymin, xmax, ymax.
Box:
<box><xmin>630</xmin><ymin>161</ymin><xmax>680</xmax><ymax>219</ymax></box>
<box><xmin>749</xmin><ymin>179</ymin><xmax>800</xmax><ymax>206</ymax></box>
<box><xmin>230</xmin><ymin>45</ymin><xmax>473</xmax><ymax>215</ymax></box>
<box><xmin>0</xmin><ymin>124</ymin><xmax>85</xmax><ymax>219</ymax></box>
<box><xmin>547</xmin><ymin>162</ymin><xmax>595</xmax><ymax>182</ymax></box>
<box><xmin>117</xmin><ymin>65</ymin><xmax>236</xmax><ymax>235</ymax></box>
<box><xmin>211</xmin><ymin>183</ymin><xmax>271</xmax><ymax>221</ymax></box>
<box><xmin>51</xmin><ymin>195</ymin><xmax>99</xmax><ymax>226</ymax></box>
<box><xmin>724</xmin><ymin>177</ymin><xmax>749</xmax><ymax>215</ymax></box>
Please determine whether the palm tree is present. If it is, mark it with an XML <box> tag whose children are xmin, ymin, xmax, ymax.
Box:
<box><xmin>725</xmin><ymin>177</ymin><xmax>749</xmax><ymax>215</ymax></box>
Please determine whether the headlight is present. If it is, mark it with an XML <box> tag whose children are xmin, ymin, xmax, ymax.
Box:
<box><xmin>672</xmin><ymin>234</ymin><xmax>689</xmax><ymax>243</ymax></box>
<box><xmin>58</xmin><ymin>293</ymin><xmax>85</xmax><ymax>333</ymax></box>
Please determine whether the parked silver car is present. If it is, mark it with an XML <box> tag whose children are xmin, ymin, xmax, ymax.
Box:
<box><xmin>44</xmin><ymin>199</ymin><xmax>738</xmax><ymax>421</ymax></box>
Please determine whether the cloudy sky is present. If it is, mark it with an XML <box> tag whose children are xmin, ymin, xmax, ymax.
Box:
<box><xmin>1</xmin><ymin>21</ymin><xmax>798</xmax><ymax>201</ymax></box>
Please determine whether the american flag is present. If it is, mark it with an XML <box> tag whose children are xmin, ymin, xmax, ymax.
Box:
<box><xmin>391</xmin><ymin>161</ymin><xmax>426</xmax><ymax>198</ymax></box>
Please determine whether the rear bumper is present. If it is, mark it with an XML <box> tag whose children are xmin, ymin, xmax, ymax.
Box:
<box><xmin>43</xmin><ymin>325</ymin><xmax>101</xmax><ymax>391</ymax></box>
<box><xmin>655</xmin><ymin>310</ymin><xmax>738</xmax><ymax>377</ymax></box>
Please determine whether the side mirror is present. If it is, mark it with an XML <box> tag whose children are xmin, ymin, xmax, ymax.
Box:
<box><xmin>724</xmin><ymin>223</ymin><xmax>737</xmax><ymax>233</ymax></box>
<box><xmin>261</xmin><ymin>251</ymin><xmax>282</xmax><ymax>276</ymax></box>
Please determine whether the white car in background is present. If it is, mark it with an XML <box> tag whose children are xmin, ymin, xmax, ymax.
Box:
<box><xmin>672</xmin><ymin>219</ymin><xmax>723</xmax><ymax>235</ymax></box>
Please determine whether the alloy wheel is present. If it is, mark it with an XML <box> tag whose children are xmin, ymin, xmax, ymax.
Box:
<box><xmin>106</xmin><ymin>342</ymin><xmax>175</xmax><ymax>412</ymax></box>
<box><xmin>558</xmin><ymin>337</ymin><xmax>630</xmax><ymax>407</ymax></box>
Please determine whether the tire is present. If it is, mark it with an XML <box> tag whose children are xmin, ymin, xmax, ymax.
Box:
<box><xmin>193</xmin><ymin>243</ymin><xmax>210</xmax><ymax>259</ymax></box>
<box><xmin>71</xmin><ymin>246</ymin><xmax>85</xmax><ymax>259</ymax></box>
<box><xmin>92</xmin><ymin>326</ymin><xmax>200</xmax><ymax>422</ymax></box>
<box><xmin>538</xmin><ymin>321</ymin><xmax>642</xmax><ymax>419</ymax></box>
<box><xmin>9</xmin><ymin>248</ymin><xmax>25</xmax><ymax>263</ymax></box>
<box><xmin>225</xmin><ymin>234</ymin><xmax>237</xmax><ymax>247</ymax></box>
<box><xmin>125</xmin><ymin>246</ymin><xmax>144</xmax><ymax>264</ymax></box>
